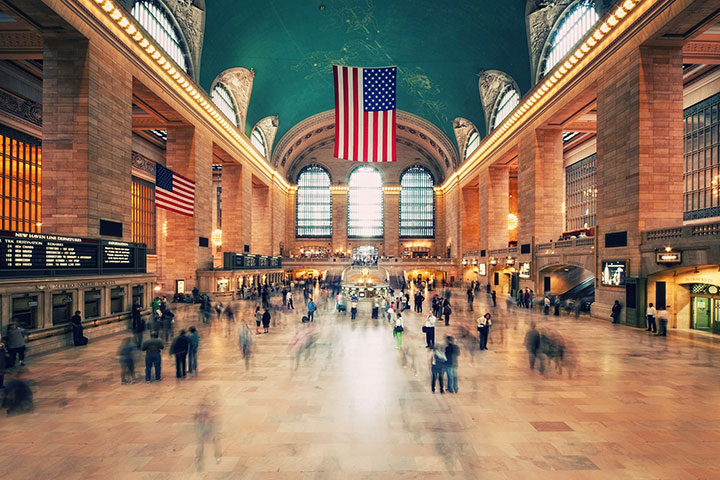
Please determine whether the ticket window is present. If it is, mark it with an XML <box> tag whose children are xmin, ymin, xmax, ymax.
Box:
<box><xmin>52</xmin><ymin>292</ymin><xmax>73</xmax><ymax>325</ymax></box>
<box><xmin>85</xmin><ymin>289</ymin><xmax>101</xmax><ymax>319</ymax></box>
<box><xmin>111</xmin><ymin>287</ymin><xmax>125</xmax><ymax>314</ymax></box>
<box><xmin>132</xmin><ymin>285</ymin><xmax>144</xmax><ymax>307</ymax></box>
<box><xmin>12</xmin><ymin>296</ymin><xmax>38</xmax><ymax>329</ymax></box>
<box><xmin>217</xmin><ymin>279</ymin><xmax>229</xmax><ymax>292</ymax></box>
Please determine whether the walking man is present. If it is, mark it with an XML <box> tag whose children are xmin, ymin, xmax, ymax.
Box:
<box><xmin>142</xmin><ymin>331</ymin><xmax>164</xmax><ymax>382</ymax></box>
<box><xmin>170</xmin><ymin>329</ymin><xmax>190</xmax><ymax>379</ymax></box>
<box><xmin>188</xmin><ymin>326</ymin><xmax>200</xmax><ymax>375</ymax></box>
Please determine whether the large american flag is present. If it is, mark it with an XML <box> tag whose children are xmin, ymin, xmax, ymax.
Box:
<box><xmin>155</xmin><ymin>163</ymin><xmax>195</xmax><ymax>216</ymax></box>
<box><xmin>333</xmin><ymin>65</ymin><xmax>397</xmax><ymax>162</ymax></box>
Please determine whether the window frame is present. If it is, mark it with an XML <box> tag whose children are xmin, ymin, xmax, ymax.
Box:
<box><xmin>211</xmin><ymin>83</ymin><xmax>239</xmax><ymax>127</ymax></box>
<box><xmin>296</xmin><ymin>165</ymin><xmax>332</xmax><ymax>238</ymax></box>
<box><xmin>131</xmin><ymin>0</ymin><xmax>190</xmax><ymax>74</ymax></box>
<box><xmin>399</xmin><ymin>165</ymin><xmax>435</xmax><ymax>238</ymax></box>
<box><xmin>464</xmin><ymin>130</ymin><xmax>480</xmax><ymax>160</ymax></box>
<box><xmin>539</xmin><ymin>0</ymin><xmax>598</xmax><ymax>79</ymax></box>
<box><xmin>491</xmin><ymin>87</ymin><xmax>520</xmax><ymax>131</ymax></box>
<box><xmin>347</xmin><ymin>166</ymin><xmax>384</xmax><ymax>238</ymax></box>
<box><xmin>683</xmin><ymin>92</ymin><xmax>720</xmax><ymax>221</ymax></box>
<box><xmin>251</xmin><ymin>128</ymin><xmax>267</xmax><ymax>158</ymax></box>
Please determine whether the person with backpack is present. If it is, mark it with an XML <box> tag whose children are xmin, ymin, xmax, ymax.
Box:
<box><xmin>307</xmin><ymin>298</ymin><xmax>316</xmax><ymax>322</ymax></box>
<box><xmin>443</xmin><ymin>299</ymin><xmax>452</xmax><ymax>326</ymax></box>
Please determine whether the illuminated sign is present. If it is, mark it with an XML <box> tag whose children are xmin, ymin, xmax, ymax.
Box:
<box><xmin>489</xmin><ymin>257</ymin><xmax>498</xmax><ymax>265</ymax></box>
<box><xmin>656</xmin><ymin>252</ymin><xmax>681</xmax><ymax>264</ymax></box>
<box><xmin>478</xmin><ymin>263</ymin><xmax>486</xmax><ymax>276</ymax></box>
<box><xmin>601</xmin><ymin>260</ymin><xmax>627</xmax><ymax>287</ymax></box>
<box><xmin>505</xmin><ymin>257</ymin><xmax>515</xmax><ymax>266</ymax></box>
<box><xmin>519</xmin><ymin>262</ymin><xmax>531</xmax><ymax>279</ymax></box>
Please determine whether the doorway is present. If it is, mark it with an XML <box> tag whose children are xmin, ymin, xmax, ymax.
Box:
<box><xmin>692</xmin><ymin>296</ymin><xmax>712</xmax><ymax>331</ymax></box>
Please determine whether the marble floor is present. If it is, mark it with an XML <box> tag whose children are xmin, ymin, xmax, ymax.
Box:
<box><xmin>2</xmin><ymin>289</ymin><xmax>720</xmax><ymax>479</ymax></box>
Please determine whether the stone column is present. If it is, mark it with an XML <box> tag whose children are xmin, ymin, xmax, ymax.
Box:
<box><xmin>251</xmin><ymin>180</ymin><xmax>270</xmax><ymax>255</ymax></box>
<box><xmin>331</xmin><ymin>187</ymin><xmax>348</xmax><ymax>254</ymax></box>
<box><xmin>221</xmin><ymin>163</ymin><xmax>244</xmax><ymax>254</ymax></box>
<box><xmin>163</xmin><ymin>125</ymin><xmax>213</xmax><ymax>292</ymax></box>
<box><xmin>461</xmin><ymin>182</ymin><xmax>479</xmax><ymax>255</ymax></box>
<box><xmin>595</xmin><ymin>45</ymin><xmax>684</xmax><ymax>319</ymax></box>
<box><xmin>42</xmin><ymin>36</ymin><xmax>133</xmax><ymax>238</ymax></box>
<box><xmin>517</xmin><ymin>128</ymin><xmax>564</xmax><ymax>247</ymax></box>
<box><xmin>42</xmin><ymin>290</ymin><xmax>52</xmax><ymax>329</ymax></box>
<box><xmin>479</xmin><ymin>165</ymin><xmax>510</xmax><ymax>252</ymax></box>
<box><xmin>383</xmin><ymin>186</ymin><xmax>400</xmax><ymax>257</ymax></box>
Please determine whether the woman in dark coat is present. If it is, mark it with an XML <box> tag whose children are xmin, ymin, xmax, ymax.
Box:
<box><xmin>261</xmin><ymin>308</ymin><xmax>271</xmax><ymax>334</ymax></box>
<box><xmin>70</xmin><ymin>311</ymin><xmax>86</xmax><ymax>346</ymax></box>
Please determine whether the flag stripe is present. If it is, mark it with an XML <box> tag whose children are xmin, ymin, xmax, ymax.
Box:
<box><xmin>352</xmin><ymin>68</ymin><xmax>359</xmax><ymax>162</ymax></box>
<box><xmin>333</xmin><ymin>66</ymin><xmax>340</xmax><ymax>159</ymax></box>
<box><xmin>391</xmin><ymin>110</ymin><xmax>397</xmax><ymax>161</ymax></box>
<box><xmin>342</xmin><ymin>68</ymin><xmax>350</xmax><ymax>160</ymax></box>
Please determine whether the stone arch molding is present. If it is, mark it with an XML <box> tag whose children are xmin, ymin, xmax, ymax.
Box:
<box><xmin>477</xmin><ymin>71</ymin><xmax>520</xmax><ymax>136</ymax></box>
<box><xmin>272</xmin><ymin>110</ymin><xmax>459</xmax><ymax>183</ymax></box>
<box><xmin>122</xmin><ymin>0</ymin><xmax>206</xmax><ymax>82</ymax></box>
<box><xmin>211</xmin><ymin>67</ymin><xmax>255</xmax><ymax>132</ymax></box>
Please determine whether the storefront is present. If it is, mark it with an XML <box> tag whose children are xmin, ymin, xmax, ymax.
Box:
<box><xmin>688</xmin><ymin>284</ymin><xmax>720</xmax><ymax>333</ymax></box>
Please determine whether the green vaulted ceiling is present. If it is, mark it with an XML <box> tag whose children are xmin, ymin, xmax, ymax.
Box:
<box><xmin>200</xmin><ymin>0</ymin><xmax>531</xmax><ymax>152</ymax></box>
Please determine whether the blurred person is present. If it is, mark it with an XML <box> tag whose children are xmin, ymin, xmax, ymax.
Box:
<box><xmin>524</xmin><ymin>322</ymin><xmax>540</xmax><ymax>371</ymax></box>
<box><xmin>381</xmin><ymin>297</ymin><xmax>388</xmax><ymax>320</ymax></box>
<box><xmin>529</xmin><ymin>290</ymin><xmax>535</xmax><ymax>309</ymax></box>
<box><xmin>372</xmin><ymin>298</ymin><xmax>379</xmax><ymax>319</ymax></box>
<box><xmin>611</xmin><ymin>300</ymin><xmax>622</xmax><ymax>323</ymax></box>
<box><xmin>1</xmin><ymin>379</ymin><xmax>33</xmax><ymax>415</ymax></box>
<box><xmin>239</xmin><ymin>322</ymin><xmax>253</xmax><ymax>370</ymax></box>
<box><xmin>429</xmin><ymin>345</ymin><xmax>446</xmax><ymax>393</ymax></box>
<box><xmin>255</xmin><ymin>306</ymin><xmax>262</xmax><ymax>335</ymax></box>
<box><xmin>524</xmin><ymin>288</ymin><xmax>531</xmax><ymax>308</ymax></box>
<box><xmin>162</xmin><ymin>309</ymin><xmax>175</xmax><ymax>342</ymax></box>
<box><xmin>188</xmin><ymin>326</ymin><xmax>200</xmax><ymax>375</ymax></box>
<box><xmin>491</xmin><ymin>290</ymin><xmax>497</xmax><ymax>307</ymax></box>
<box><xmin>543</xmin><ymin>296</ymin><xmax>551</xmax><ymax>315</ymax></box>
<box><xmin>0</xmin><ymin>339</ymin><xmax>7</xmax><ymax>388</ymax></box>
<box><xmin>393</xmin><ymin>313</ymin><xmax>404</xmax><ymax>348</ymax></box>
<box><xmin>466</xmin><ymin>287</ymin><xmax>474</xmax><ymax>312</ymax></box>
<box><xmin>224</xmin><ymin>304</ymin><xmax>235</xmax><ymax>337</ymax></box>
<box><xmin>646</xmin><ymin>302</ymin><xmax>657</xmax><ymax>333</ymax></box>
<box><xmin>142</xmin><ymin>331</ymin><xmax>164</xmax><ymax>382</ymax></box>
<box><xmin>118</xmin><ymin>337</ymin><xmax>136</xmax><ymax>384</ymax></box>
<box><xmin>477</xmin><ymin>313</ymin><xmax>492</xmax><ymax>351</ymax></box>
<box><xmin>5</xmin><ymin>319</ymin><xmax>27</xmax><ymax>366</ymax></box>
<box><xmin>214</xmin><ymin>301</ymin><xmax>223</xmax><ymax>321</ymax></box>
<box><xmin>554</xmin><ymin>297</ymin><xmax>561</xmax><ymax>316</ymax></box>
<box><xmin>444</xmin><ymin>336</ymin><xmax>460</xmax><ymax>393</ymax></box>
<box><xmin>424</xmin><ymin>311</ymin><xmax>436</xmax><ymax>348</ymax></box>
<box><xmin>170</xmin><ymin>329</ymin><xmax>189</xmax><ymax>379</ymax></box>
<box><xmin>194</xmin><ymin>392</ymin><xmax>222</xmax><ymax>470</ymax></box>
<box><xmin>288</xmin><ymin>323</ymin><xmax>318</xmax><ymax>369</ymax></box>
<box><xmin>262</xmin><ymin>308</ymin><xmax>271</xmax><ymax>334</ymax></box>
<box><xmin>657</xmin><ymin>307</ymin><xmax>669</xmax><ymax>336</ymax></box>
<box><xmin>132</xmin><ymin>304</ymin><xmax>146</xmax><ymax>349</ymax></box>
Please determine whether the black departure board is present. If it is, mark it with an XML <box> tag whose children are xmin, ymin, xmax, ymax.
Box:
<box><xmin>0</xmin><ymin>231</ymin><xmax>146</xmax><ymax>277</ymax></box>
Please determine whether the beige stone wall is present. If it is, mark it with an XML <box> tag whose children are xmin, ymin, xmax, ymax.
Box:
<box><xmin>251</xmin><ymin>179</ymin><xmax>271</xmax><ymax>255</ymax></box>
<box><xmin>461</xmin><ymin>184</ymin><xmax>479</xmax><ymax>254</ymax></box>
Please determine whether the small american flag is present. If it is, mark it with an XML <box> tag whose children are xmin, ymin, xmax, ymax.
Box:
<box><xmin>333</xmin><ymin>65</ymin><xmax>396</xmax><ymax>162</ymax></box>
<box><xmin>155</xmin><ymin>163</ymin><xmax>195</xmax><ymax>216</ymax></box>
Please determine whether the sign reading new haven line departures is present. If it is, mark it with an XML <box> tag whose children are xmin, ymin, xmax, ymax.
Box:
<box><xmin>0</xmin><ymin>230</ymin><xmax>146</xmax><ymax>278</ymax></box>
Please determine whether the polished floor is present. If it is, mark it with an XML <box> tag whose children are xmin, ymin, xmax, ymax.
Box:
<box><xmin>2</xmin><ymin>289</ymin><xmax>720</xmax><ymax>479</ymax></box>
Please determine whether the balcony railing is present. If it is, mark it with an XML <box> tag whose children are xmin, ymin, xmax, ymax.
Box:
<box><xmin>643</xmin><ymin>221</ymin><xmax>720</xmax><ymax>243</ymax></box>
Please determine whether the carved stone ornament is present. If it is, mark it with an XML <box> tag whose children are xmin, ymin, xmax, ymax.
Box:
<box><xmin>452</xmin><ymin>117</ymin><xmax>477</xmax><ymax>161</ymax></box>
<box><xmin>253</xmin><ymin>116</ymin><xmax>279</xmax><ymax>160</ymax></box>
<box><xmin>0</xmin><ymin>89</ymin><xmax>41</xmax><ymax>127</ymax></box>
<box><xmin>213</xmin><ymin>68</ymin><xmax>255</xmax><ymax>131</ymax></box>
<box><xmin>526</xmin><ymin>0</ymin><xmax>572</xmax><ymax>84</ymax></box>
<box><xmin>163</xmin><ymin>0</ymin><xmax>206</xmax><ymax>81</ymax></box>
<box><xmin>477</xmin><ymin>71</ymin><xmax>520</xmax><ymax>135</ymax></box>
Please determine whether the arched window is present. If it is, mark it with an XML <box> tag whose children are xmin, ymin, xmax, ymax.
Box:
<box><xmin>296</xmin><ymin>166</ymin><xmax>332</xmax><ymax>237</ymax></box>
<box><xmin>132</xmin><ymin>0</ymin><xmax>189</xmax><ymax>73</ymax></box>
<box><xmin>348</xmin><ymin>166</ymin><xmax>383</xmax><ymax>237</ymax></box>
<box><xmin>540</xmin><ymin>0</ymin><xmax>598</xmax><ymax>77</ymax></box>
<box><xmin>212</xmin><ymin>83</ymin><xmax>238</xmax><ymax>127</ymax></box>
<box><xmin>400</xmin><ymin>166</ymin><xmax>434</xmax><ymax>238</ymax></box>
<box><xmin>491</xmin><ymin>88</ymin><xmax>520</xmax><ymax>130</ymax></box>
<box><xmin>251</xmin><ymin>128</ymin><xmax>266</xmax><ymax>158</ymax></box>
<box><xmin>465</xmin><ymin>130</ymin><xmax>480</xmax><ymax>160</ymax></box>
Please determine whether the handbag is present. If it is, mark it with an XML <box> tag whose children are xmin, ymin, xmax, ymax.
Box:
<box><xmin>422</xmin><ymin>326</ymin><xmax>427</xmax><ymax>333</ymax></box>
<box><xmin>394</xmin><ymin>325</ymin><xmax>404</xmax><ymax>333</ymax></box>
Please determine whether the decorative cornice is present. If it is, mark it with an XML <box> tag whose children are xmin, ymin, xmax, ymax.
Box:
<box><xmin>212</xmin><ymin>67</ymin><xmax>254</xmax><ymax>131</ymax></box>
<box><xmin>0</xmin><ymin>89</ymin><xmax>41</xmax><ymax>127</ymax></box>
<box><xmin>477</xmin><ymin>71</ymin><xmax>520</xmax><ymax>135</ymax></box>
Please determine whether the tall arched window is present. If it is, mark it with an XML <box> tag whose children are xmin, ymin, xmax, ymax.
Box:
<box><xmin>540</xmin><ymin>0</ymin><xmax>598</xmax><ymax>78</ymax></box>
<box><xmin>132</xmin><ymin>0</ymin><xmax>189</xmax><ymax>73</ymax></box>
<box><xmin>400</xmin><ymin>166</ymin><xmax>434</xmax><ymax>238</ymax></box>
<box><xmin>491</xmin><ymin>87</ymin><xmax>520</xmax><ymax>130</ymax></box>
<box><xmin>465</xmin><ymin>130</ymin><xmax>480</xmax><ymax>160</ymax></box>
<box><xmin>296</xmin><ymin>166</ymin><xmax>332</xmax><ymax>237</ymax></box>
<box><xmin>212</xmin><ymin>84</ymin><xmax>238</xmax><ymax>127</ymax></box>
<box><xmin>348</xmin><ymin>166</ymin><xmax>383</xmax><ymax>237</ymax></box>
<box><xmin>251</xmin><ymin>128</ymin><xmax>266</xmax><ymax>158</ymax></box>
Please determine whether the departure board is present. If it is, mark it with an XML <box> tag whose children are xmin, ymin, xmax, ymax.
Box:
<box><xmin>0</xmin><ymin>231</ymin><xmax>145</xmax><ymax>277</ymax></box>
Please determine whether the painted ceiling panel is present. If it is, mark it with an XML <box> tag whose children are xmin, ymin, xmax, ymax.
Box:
<box><xmin>200</xmin><ymin>0</ymin><xmax>530</xmax><ymax>147</ymax></box>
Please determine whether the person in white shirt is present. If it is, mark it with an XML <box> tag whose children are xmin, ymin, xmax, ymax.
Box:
<box><xmin>424</xmin><ymin>313</ymin><xmax>436</xmax><ymax>348</ymax></box>
<box><xmin>646</xmin><ymin>303</ymin><xmax>657</xmax><ymax>333</ymax></box>
<box><xmin>394</xmin><ymin>313</ymin><xmax>404</xmax><ymax>348</ymax></box>
<box><xmin>477</xmin><ymin>313</ymin><xmax>492</xmax><ymax>350</ymax></box>
<box><xmin>286</xmin><ymin>291</ymin><xmax>294</xmax><ymax>310</ymax></box>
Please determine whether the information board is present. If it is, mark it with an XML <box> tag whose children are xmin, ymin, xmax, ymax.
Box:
<box><xmin>0</xmin><ymin>230</ymin><xmax>145</xmax><ymax>277</ymax></box>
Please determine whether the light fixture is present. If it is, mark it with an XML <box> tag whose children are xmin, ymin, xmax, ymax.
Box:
<box><xmin>508</xmin><ymin>213</ymin><xmax>518</xmax><ymax>230</ymax></box>
<box><xmin>212</xmin><ymin>229</ymin><xmax>223</xmax><ymax>246</ymax></box>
